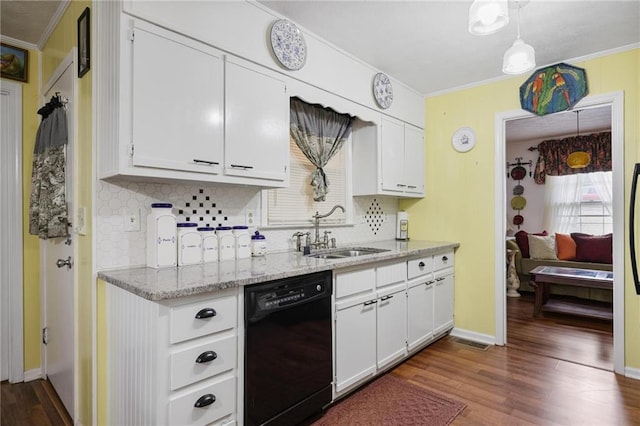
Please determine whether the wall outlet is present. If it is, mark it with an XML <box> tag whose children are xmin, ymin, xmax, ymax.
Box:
<box><xmin>245</xmin><ymin>209</ymin><xmax>257</xmax><ymax>226</ymax></box>
<box><xmin>124</xmin><ymin>209</ymin><xmax>140</xmax><ymax>232</ymax></box>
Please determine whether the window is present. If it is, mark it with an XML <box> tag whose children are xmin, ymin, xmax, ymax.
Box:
<box><xmin>264</xmin><ymin>136</ymin><xmax>349</xmax><ymax>226</ymax></box>
<box><xmin>542</xmin><ymin>171</ymin><xmax>612</xmax><ymax>234</ymax></box>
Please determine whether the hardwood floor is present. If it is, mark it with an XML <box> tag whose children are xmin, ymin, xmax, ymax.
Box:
<box><xmin>1</xmin><ymin>379</ymin><xmax>72</xmax><ymax>426</ymax></box>
<box><xmin>391</xmin><ymin>294</ymin><xmax>633</xmax><ymax>425</ymax></box>
<box><xmin>507</xmin><ymin>293</ymin><xmax>613</xmax><ymax>370</ymax></box>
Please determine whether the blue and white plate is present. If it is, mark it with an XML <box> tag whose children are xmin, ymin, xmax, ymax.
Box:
<box><xmin>270</xmin><ymin>19</ymin><xmax>307</xmax><ymax>71</ymax></box>
<box><xmin>373</xmin><ymin>73</ymin><xmax>393</xmax><ymax>109</ymax></box>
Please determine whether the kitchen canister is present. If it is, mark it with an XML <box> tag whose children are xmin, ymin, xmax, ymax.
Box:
<box><xmin>177</xmin><ymin>223</ymin><xmax>202</xmax><ymax>266</ymax></box>
<box><xmin>199</xmin><ymin>227</ymin><xmax>218</xmax><ymax>263</ymax></box>
<box><xmin>251</xmin><ymin>231</ymin><xmax>267</xmax><ymax>257</ymax></box>
<box><xmin>146</xmin><ymin>203</ymin><xmax>177</xmax><ymax>268</ymax></box>
<box><xmin>233</xmin><ymin>225</ymin><xmax>251</xmax><ymax>259</ymax></box>
<box><xmin>217</xmin><ymin>226</ymin><xmax>235</xmax><ymax>261</ymax></box>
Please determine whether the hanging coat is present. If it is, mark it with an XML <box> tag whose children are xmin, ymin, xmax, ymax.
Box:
<box><xmin>29</xmin><ymin>103</ymin><xmax>68</xmax><ymax>239</ymax></box>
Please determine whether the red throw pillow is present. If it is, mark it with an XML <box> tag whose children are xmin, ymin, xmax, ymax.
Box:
<box><xmin>515</xmin><ymin>230</ymin><xmax>548</xmax><ymax>258</ymax></box>
<box><xmin>555</xmin><ymin>233</ymin><xmax>577</xmax><ymax>260</ymax></box>
<box><xmin>571</xmin><ymin>233</ymin><xmax>613</xmax><ymax>264</ymax></box>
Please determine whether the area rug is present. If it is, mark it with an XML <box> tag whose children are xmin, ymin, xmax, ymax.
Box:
<box><xmin>312</xmin><ymin>374</ymin><xmax>466</xmax><ymax>426</ymax></box>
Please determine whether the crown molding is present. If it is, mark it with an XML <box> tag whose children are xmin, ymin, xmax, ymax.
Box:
<box><xmin>37</xmin><ymin>0</ymin><xmax>71</xmax><ymax>50</ymax></box>
<box><xmin>0</xmin><ymin>35</ymin><xmax>38</xmax><ymax>51</ymax></box>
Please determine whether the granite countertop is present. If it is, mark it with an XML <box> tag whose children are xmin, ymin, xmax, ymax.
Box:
<box><xmin>98</xmin><ymin>240</ymin><xmax>459</xmax><ymax>301</ymax></box>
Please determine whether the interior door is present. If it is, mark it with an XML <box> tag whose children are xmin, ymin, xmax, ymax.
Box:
<box><xmin>42</xmin><ymin>59</ymin><xmax>75</xmax><ymax>418</ymax></box>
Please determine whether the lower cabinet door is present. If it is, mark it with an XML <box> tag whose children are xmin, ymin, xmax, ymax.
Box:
<box><xmin>335</xmin><ymin>299</ymin><xmax>377</xmax><ymax>393</ymax></box>
<box><xmin>407</xmin><ymin>281</ymin><xmax>434</xmax><ymax>351</ymax></box>
<box><xmin>169</xmin><ymin>376</ymin><xmax>235</xmax><ymax>426</ymax></box>
<box><xmin>434</xmin><ymin>273</ymin><xmax>454</xmax><ymax>336</ymax></box>
<box><xmin>376</xmin><ymin>289</ymin><xmax>407</xmax><ymax>368</ymax></box>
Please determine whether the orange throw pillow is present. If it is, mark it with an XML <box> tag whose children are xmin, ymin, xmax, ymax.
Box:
<box><xmin>555</xmin><ymin>233</ymin><xmax>576</xmax><ymax>260</ymax></box>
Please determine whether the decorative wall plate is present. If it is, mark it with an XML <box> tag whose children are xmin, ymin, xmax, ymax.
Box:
<box><xmin>270</xmin><ymin>19</ymin><xmax>307</xmax><ymax>71</ymax></box>
<box><xmin>373</xmin><ymin>73</ymin><xmax>393</xmax><ymax>109</ymax></box>
<box><xmin>451</xmin><ymin>127</ymin><xmax>476</xmax><ymax>152</ymax></box>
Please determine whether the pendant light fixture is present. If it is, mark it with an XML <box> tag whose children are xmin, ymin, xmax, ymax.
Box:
<box><xmin>567</xmin><ymin>110</ymin><xmax>591</xmax><ymax>169</ymax></box>
<box><xmin>468</xmin><ymin>0</ymin><xmax>509</xmax><ymax>35</ymax></box>
<box><xmin>502</xmin><ymin>0</ymin><xmax>536</xmax><ymax>75</ymax></box>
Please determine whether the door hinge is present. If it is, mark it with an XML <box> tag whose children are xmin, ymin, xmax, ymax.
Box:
<box><xmin>128</xmin><ymin>29</ymin><xmax>135</xmax><ymax>43</ymax></box>
<box><xmin>42</xmin><ymin>327</ymin><xmax>48</xmax><ymax>345</ymax></box>
<box><xmin>128</xmin><ymin>143</ymin><xmax>134</xmax><ymax>158</ymax></box>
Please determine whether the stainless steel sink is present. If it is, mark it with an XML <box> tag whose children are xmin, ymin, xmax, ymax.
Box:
<box><xmin>306</xmin><ymin>247</ymin><xmax>390</xmax><ymax>259</ymax></box>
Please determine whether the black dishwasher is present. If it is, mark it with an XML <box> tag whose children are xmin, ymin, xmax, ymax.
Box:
<box><xmin>245</xmin><ymin>270</ymin><xmax>332</xmax><ymax>426</ymax></box>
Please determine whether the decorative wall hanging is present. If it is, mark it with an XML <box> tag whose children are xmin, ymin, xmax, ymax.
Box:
<box><xmin>451</xmin><ymin>127</ymin><xmax>476</xmax><ymax>153</ymax></box>
<box><xmin>270</xmin><ymin>19</ymin><xmax>307</xmax><ymax>71</ymax></box>
<box><xmin>506</xmin><ymin>157</ymin><xmax>532</xmax><ymax>229</ymax></box>
<box><xmin>1</xmin><ymin>42</ymin><xmax>28</xmax><ymax>82</ymax></box>
<box><xmin>372</xmin><ymin>72</ymin><xmax>393</xmax><ymax>109</ymax></box>
<box><xmin>77</xmin><ymin>7</ymin><xmax>91</xmax><ymax>78</ymax></box>
<box><xmin>519</xmin><ymin>62</ymin><xmax>588</xmax><ymax>116</ymax></box>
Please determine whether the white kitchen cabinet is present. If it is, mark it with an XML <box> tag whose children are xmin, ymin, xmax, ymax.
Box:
<box><xmin>334</xmin><ymin>293</ymin><xmax>377</xmax><ymax>394</ymax></box>
<box><xmin>434</xmin><ymin>268</ymin><xmax>455</xmax><ymax>336</ymax></box>
<box><xmin>129</xmin><ymin>19</ymin><xmax>223</xmax><ymax>175</ymax></box>
<box><xmin>106</xmin><ymin>285</ymin><xmax>239</xmax><ymax>425</ymax></box>
<box><xmin>352</xmin><ymin>116</ymin><xmax>425</xmax><ymax>197</ymax></box>
<box><xmin>225</xmin><ymin>59</ymin><xmax>289</xmax><ymax>183</ymax></box>
<box><xmin>407</xmin><ymin>278</ymin><xmax>435</xmax><ymax>351</ymax></box>
<box><xmin>376</xmin><ymin>285</ymin><xmax>408</xmax><ymax>369</ymax></box>
<box><xmin>97</xmin><ymin>17</ymin><xmax>289</xmax><ymax>188</ymax></box>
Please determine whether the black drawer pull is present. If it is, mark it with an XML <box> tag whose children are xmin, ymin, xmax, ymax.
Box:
<box><xmin>381</xmin><ymin>295</ymin><xmax>394</xmax><ymax>301</ymax></box>
<box><xmin>442</xmin><ymin>256</ymin><xmax>449</xmax><ymax>262</ymax></box>
<box><xmin>195</xmin><ymin>308</ymin><xmax>217</xmax><ymax>319</ymax></box>
<box><xmin>193</xmin><ymin>159</ymin><xmax>219</xmax><ymax>165</ymax></box>
<box><xmin>363</xmin><ymin>300</ymin><xmax>378</xmax><ymax>306</ymax></box>
<box><xmin>230</xmin><ymin>164</ymin><xmax>254</xmax><ymax>170</ymax></box>
<box><xmin>418</xmin><ymin>261</ymin><xmax>425</xmax><ymax>268</ymax></box>
<box><xmin>194</xmin><ymin>393</ymin><xmax>216</xmax><ymax>408</ymax></box>
<box><xmin>436</xmin><ymin>277</ymin><xmax>445</xmax><ymax>282</ymax></box>
<box><xmin>195</xmin><ymin>351</ymin><xmax>218</xmax><ymax>364</ymax></box>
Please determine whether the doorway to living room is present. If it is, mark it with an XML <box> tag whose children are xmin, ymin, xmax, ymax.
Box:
<box><xmin>494</xmin><ymin>92</ymin><xmax>624</xmax><ymax>374</ymax></box>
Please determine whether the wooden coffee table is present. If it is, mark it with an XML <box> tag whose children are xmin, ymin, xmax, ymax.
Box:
<box><xmin>529</xmin><ymin>266</ymin><xmax>613</xmax><ymax>320</ymax></box>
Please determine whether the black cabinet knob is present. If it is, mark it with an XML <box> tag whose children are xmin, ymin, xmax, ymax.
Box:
<box><xmin>442</xmin><ymin>256</ymin><xmax>448</xmax><ymax>262</ymax></box>
<box><xmin>194</xmin><ymin>393</ymin><xmax>216</xmax><ymax>408</ymax></box>
<box><xmin>195</xmin><ymin>351</ymin><xmax>218</xmax><ymax>364</ymax></box>
<box><xmin>418</xmin><ymin>261</ymin><xmax>425</xmax><ymax>268</ymax></box>
<box><xmin>195</xmin><ymin>308</ymin><xmax>217</xmax><ymax>319</ymax></box>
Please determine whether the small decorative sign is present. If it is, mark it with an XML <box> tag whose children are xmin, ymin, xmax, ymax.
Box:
<box><xmin>519</xmin><ymin>63</ymin><xmax>588</xmax><ymax>116</ymax></box>
<box><xmin>1</xmin><ymin>43</ymin><xmax>28</xmax><ymax>82</ymax></box>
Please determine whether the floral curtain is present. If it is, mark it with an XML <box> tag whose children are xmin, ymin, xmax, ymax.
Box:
<box><xmin>533</xmin><ymin>131</ymin><xmax>611</xmax><ymax>184</ymax></box>
<box><xmin>29</xmin><ymin>96</ymin><xmax>69</xmax><ymax>239</ymax></box>
<box><xmin>290</xmin><ymin>97</ymin><xmax>354</xmax><ymax>201</ymax></box>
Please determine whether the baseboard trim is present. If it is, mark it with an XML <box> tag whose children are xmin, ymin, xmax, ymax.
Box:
<box><xmin>23</xmin><ymin>368</ymin><xmax>43</xmax><ymax>382</ymax></box>
<box><xmin>625</xmin><ymin>366</ymin><xmax>640</xmax><ymax>380</ymax></box>
<box><xmin>450</xmin><ymin>328</ymin><xmax>496</xmax><ymax>346</ymax></box>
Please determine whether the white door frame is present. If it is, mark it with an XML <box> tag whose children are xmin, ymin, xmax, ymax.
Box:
<box><xmin>494</xmin><ymin>91</ymin><xmax>625</xmax><ymax>375</ymax></box>
<box><xmin>0</xmin><ymin>80</ymin><xmax>24</xmax><ymax>383</ymax></box>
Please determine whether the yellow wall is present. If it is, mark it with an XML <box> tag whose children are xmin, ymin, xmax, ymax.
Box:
<box><xmin>40</xmin><ymin>1</ymin><xmax>93</xmax><ymax>424</ymax></box>
<box><xmin>404</xmin><ymin>48</ymin><xmax>640</xmax><ymax>367</ymax></box>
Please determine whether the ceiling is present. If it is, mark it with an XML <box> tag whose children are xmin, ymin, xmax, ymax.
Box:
<box><xmin>2</xmin><ymin>0</ymin><xmax>634</xmax><ymax>140</ymax></box>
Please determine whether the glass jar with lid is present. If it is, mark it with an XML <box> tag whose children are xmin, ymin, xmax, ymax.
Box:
<box><xmin>177</xmin><ymin>222</ymin><xmax>202</xmax><ymax>265</ymax></box>
<box><xmin>233</xmin><ymin>226</ymin><xmax>251</xmax><ymax>259</ymax></box>
<box><xmin>199</xmin><ymin>227</ymin><xmax>218</xmax><ymax>263</ymax></box>
<box><xmin>146</xmin><ymin>203</ymin><xmax>176</xmax><ymax>268</ymax></box>
<box><xmin>216</xmin><ymin>226</ymin><xmax>235</xmax><ymax>261</ymax></box>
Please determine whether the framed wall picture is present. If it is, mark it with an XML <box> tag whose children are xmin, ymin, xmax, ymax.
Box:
<box><xmin>1</xmin><ymin>43</ymin><xmax>28</xmax><ymax>82</ymax></box>
<box><xmin>77</xmin><ymin>7</ymin><xmax>90</xmax><ymax>78</ymax></box>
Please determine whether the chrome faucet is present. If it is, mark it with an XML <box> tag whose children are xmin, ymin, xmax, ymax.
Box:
<box><xmin>311</xmin><ymin>205</ymin><xmax>345</xmax><ymax>249</ymax></box>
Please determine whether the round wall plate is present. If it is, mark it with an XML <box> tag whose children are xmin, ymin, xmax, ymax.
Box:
<box><xmin>270</xmin><ymin>19</ymin><xmax>307</xmax><ymax>71</ymax></box>
<box><xmin>373</xmin><ymin>73</ymin><xmax>393</xmax><ymax>109</ymax></box>
<box><xmin>452</xmin><ymin>127</ymin><xmax>476</xmax><ymax>152</ymax></box>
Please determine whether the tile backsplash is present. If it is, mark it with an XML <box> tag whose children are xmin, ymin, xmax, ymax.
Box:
<box><xmin>96</xmin><ymin>179</ymin><xmax>399</xmax><ymax>270</ymax></box>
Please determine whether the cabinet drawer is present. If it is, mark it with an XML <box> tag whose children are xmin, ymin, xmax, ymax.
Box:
<box><xmin>170</xmin><ymin>335</ymin><xmax>237</xmax><ymax>391</ymax></box>
<box><xmin>170</xmin><ymin>296</ymin><xmax>237</xmax><ymax>344</ymax></box>
<box><xmin>169</xmin><ymin>376</ymin><xmax>235</xmax><ymax>426</ymax></box>
<box><xmin>407</xmin><ymin>257</ymin><xmax>433</xmax><ymax>280</ymax></box>
<box><xmin>335</xmin><ymin>268</ymin><xmax>375</xmax><ymax>299</ymax></box>
<box><xmin>376</xmin><ymin>262</ymin><xmax>406</xmax><ymax>288</ymax></box>
<box><xmin>434</xmin><ymin>251</ymin><xmax>454</xmax><ymax>271</ymax></box>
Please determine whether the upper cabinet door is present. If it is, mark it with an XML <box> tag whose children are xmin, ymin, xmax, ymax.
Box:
<box><xmin>131</xmin><ymin>21</ymin><xmax>223</xmax><ymax>174</ymax></box>
<box><xmin>225</xmin><ymin>60</ymin><xmax>289</xmax><ymax>182</ymax></box>
<box><xmin>380</xmin><ymin>116</ymin><xmax>405</xmax><ymax>192</ymax></box>
<box><xmin>404</xmin><ymin>125</ymin><xmax>425</xmax><ymax>195</ymax></box>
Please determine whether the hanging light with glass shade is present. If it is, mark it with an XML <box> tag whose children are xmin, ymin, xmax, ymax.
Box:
<box><xmin>567</xmin><ymin>110</ymin><xmax>591</xmax><ymax>169</ymax></box>
<box><xmin>468</xmin><ymin>0</ymin><xmax>510</xmax><ymax>35</ymax></box>
<box><xmin>502</xmin><ymin>0</ymin><xmax>536</xmax><ymax>75</ymax></box>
